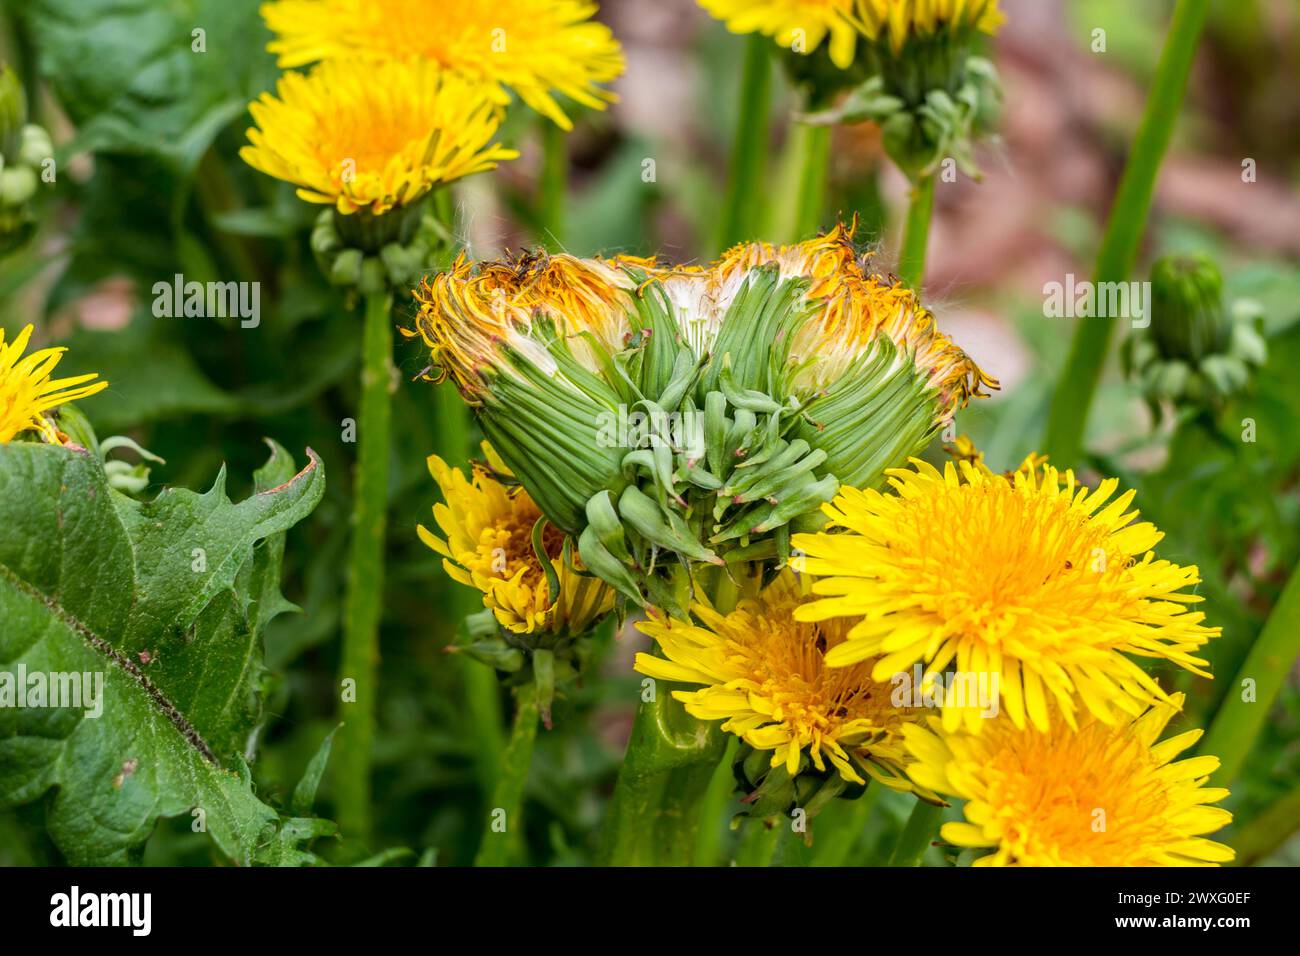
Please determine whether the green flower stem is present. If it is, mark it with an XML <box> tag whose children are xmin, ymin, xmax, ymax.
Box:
<box><xmin>1227</xmin><ymin>783</ymin><xmax>1300</xmax><ymax>866</ymax></box>
<box><xmin>897</xmin><ymin>173</ymin><xmax>936</xmax><ymax>290</ymax></box>
<box><xmin>473</xmin><ymin>683</ymin><xmax>541</xmax><ymax>866</ymax></box>
<box><xmin>538</xmin><ymin>118</ymin><xmax>567</xmax><ymax>249</ymax></box>
<box><xmin>598</xmin><ymin>689</ymin><xmax>726</xmax><ymax>865</ymax></box>
<box><xmin>790</xmin><ymin>122</ymin><xmax>831</xmax><ymax>242</ymax></box>
<box><xmin>888</xmin><ymin>800</ymin><xmax>944</xmax><ymax>866</ymax></box>
<box><xmin>733</xmin><ymin>819</ymin><xmax>783</xmax><ymax>867</ymax></box>
<box><xmin>808</xmin><ymin>784</ymin><xmax>882</xmax><ymax>866</ymax></box>
<box><xmin>717</xmin><ymin>34</ymin><xmax>772</xmax><ymax>252</ymax></box>
<box><xmin>335</xmin><ymin>290</ymin><xmax>394</xmax><ymax>842</ymax></box>
<box><xmin>1042</xmin><ymin>0</ymin><xmax>1211</xmax><ymax>465</ymax></box>
<box><xmin>600</xmin><ymin>571</ymin><xmax>744</xmax><ymax>865</ymax></box>
<box><xmin>1200</xmin><ymin>561</ymin><xmax>1300</xmax><ymax>788</ymax></box>
<box><xmin>691</xmin><ymin>736</ymin><xmax>740</xmax><ymax>866</ymax></box>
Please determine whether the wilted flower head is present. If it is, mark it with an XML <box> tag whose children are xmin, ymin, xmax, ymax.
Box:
<box><xmin>260</xmin><ymin>0</ymin><xmax>625</xmax><ymax>130</ymax></box>
<box><xmin>241</xmin><ymin>59</ymin><xmax>517</xmax><ymax>216</ymax></box>
<box><xmin>794</xmin><ymin>457</ymin><xmax>1220</xmax><ymax>734</ymax></box>
<box><xmin>636</xmin><ymin>570</ymin><xmax>933</xmax><ymax>803</ymax></box>
<box><xmin>419</xmin><ymin>443</ymin><xmax>614</xmax><ymax>637</ymax></box>
<box><xmin>0</xmin><ymin>324</ymin><xmax>108</xmax><ymax>444</ymax></box>
<box><xmin>412</xmin><ymin>224</ymin><xmax>990</xmax><ymax>614</ymax></box>
<box><xmin>904</xmin><ymin>694</ymin><xmax>1234</xmax><ymax>866</ymax></box>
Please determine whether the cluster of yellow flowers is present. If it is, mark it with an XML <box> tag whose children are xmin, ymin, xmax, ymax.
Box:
<box><xmin>415</xmin><ymin>219</ymin><xmax>1234</xmax><ymax>866</ymax></box>
<box><xmin>242</xmin><ymin>0</ymin><xmax>625</xmax><ymax>217</ymax></box>
<box><xmin>701</xmin><ymin>0</ymin><xmax>1004</xmax><ymax>68</ymax></box>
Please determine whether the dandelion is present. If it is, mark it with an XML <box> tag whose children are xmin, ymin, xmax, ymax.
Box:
<box><xmin>699</xmin><ymin>0</ymin><xmax>866</xmax><ymax>69</ymax></box>
<box><xmin>856</xmin><ymin>0</ymin><xmax>1004</xmax><ymax>54</ymax></box>
<box><xmin>240</xmin><ymin>59</ymin><xmax>517</xmax><ymax>216</ymax></box>
<box><xmin>413</xmin><ymin>224</ymin><xmax>991</xmax><ymax>613</ymax></box>
<box><xmin>794</xmin><ymin>457</ymin><xmax>1220</xmax><ymax>734</ymax></box>
<box><xmin>259</xmin><ymin>0</ymin><xmax>625</xmax><ymax>130</ymax></box>
<box><xmin>420</xmin><ymin>443</ymin><xmax>613</xmax><ymax>636</ymax></box>
<box><xmin>0</xmin><ymin>324</ymin><xmax>107</xmax><ymax>444</ymax></box>
<box><xmin>636</xmin><ymin>571</ymin><xmax>930</xmax><ymax>795</ymax></box>
<box><xmin>903</xmin><ymin>694</ymin><xmax>1234</xmax><ymax>866</ymax></box>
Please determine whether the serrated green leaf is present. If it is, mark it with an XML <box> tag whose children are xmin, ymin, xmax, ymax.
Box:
<box><xmin>0</xmin><ymin>441</ymin><xmax>324</xmax><ymax>864</ymax></box>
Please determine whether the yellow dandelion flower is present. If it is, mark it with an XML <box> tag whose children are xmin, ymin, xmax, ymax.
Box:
<box><xmin>259</xmin><ymin>0</ymin><xmax>625</xmax><ymax>130</ymax></box>
<box><xmin>904</xmin><ymin>694</ymin><xmax>1234</xmax><ymax>866</ymax></box>
<box><xmin>699</xmin><ymin>0</ymin><xmax>866</xmax><ymax>69</ymax></box>
<box><xmin>857</xmin><ymin>0</ymin><xmax>1004</xmax><ymax>54</ymax></box>
<box><xmin>240</xmin><ymin>59</ymin><xmax>518</xmax><ymax>216</ymax></box>
<box><xmin>0</xmin><ymin>324</ymin><xmax>108</xmax><ymax>445</ymax></box>
<box><xmin>793</xmin><ymin>457</ymin><xmax>1220</xmax><ymax>734</ymax></box>
<box><xmin>635</xmin><ymin>571</ymin><xmax>931</xmax><ymax>794</ymax></box>
<box><xmin>419</xmin><ymin>443</ymin><xmax>613</xmax><ymax>635</ymax></box>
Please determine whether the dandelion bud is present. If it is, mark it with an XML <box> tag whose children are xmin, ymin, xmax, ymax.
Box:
<box><xmin>1124</xmin><ymin>252</ymin><xmax>1268</xmax><ymax>409</ymax></box>
<box><xmin>1150</xmin><ymin>253</ymin><xmax>1230</xmax><ymax>362</ymax></box>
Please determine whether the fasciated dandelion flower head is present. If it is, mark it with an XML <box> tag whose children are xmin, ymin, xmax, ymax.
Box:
<box><xmin>699</xmin><ymin>0</ymin><xmax>866</xmax><ymax>69</ymax></box>
<box><xmin>794</xmin><ymin>457</ymin><xmax>1220</xmax><ymax>735</ymax></box>
<box><xmin>260</xmin><ymin>0</ymin><xmax>625</xmax><ymax>130</ymax></box>
<box><xmin>411</xmin><ymin>223</ymin><xmax>991</xmax><ymax>609</ymax></box>
<box><xmin>904</xmin><ymin>693</ymin><xmax>1234</xmax><ymax>866</ymax></box>
<box><xmin>240</xmin><ymin>58</ymin><xmax>518</xmax><ymax>216</ymax></box>
<box><xmin>0</xmin><ymin>324</ymin><xmax>108</xmax><ymax>445</ymax></box>
<box><xmin>636</xmin><ymin>571</ymin><xmax>931</xmax><ymax>795</ymax></box>
<box><xmin>419</xmin><ymin>443</ymin><xmax>614</xmax><ymax>635</ymax></box>
<box><xmin>857</xmin><ymin>0</ymin><xmax>1004</xmax><ymax>53</ymax></box>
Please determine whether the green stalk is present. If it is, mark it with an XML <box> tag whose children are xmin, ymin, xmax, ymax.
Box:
<box><xmin>335</xmin><ymin>291</ymin><xmax>394</xmax><ymax>842</ymax></box>
<box><xmin>691</xmin><ymin>736</ymin><xmax>740</xmax><ymax>866</ymax></box>
<box><xmin>733</xmin><ymin>819</ymin><xmax>783</xmax><ymax>867</ymax></box>
<box><xmin>1228</xmin><ymin>784</ymin><xmax>1300</xmax><ymax>866</ymax></box>
<box><xmin>888</xmin><ymin>800</ymin><xmax>943</xmax><ymax>866</ymax></box>
<box><xmin>474</xmin><ymin>684</ymin><xmax>541</xmax><ymax>866</ymax></box>
<box><xmin>790</xmin><ymin>122</ymin><xmax>831</xmax><ymax>241</ymax></box>
<box><xmin>1042</xmin><ymin>0</ymin><xmax>1211</xmax><ymax>465</ymax></box>
<box><xmin>717</xmin><ymin>34</ymin><xmax>772</xmax><ymax>252</ymax></box>
<box><xmin>1200</xmin><ymin>562</ymin><xmax>1300</xmax><ymax>788</ymax></box>
<box><xmin>897</xmin><ymin>174</ymin><xmax>935</xmax><ymax>289</ymax></box>
<box><xmin>808</xmin><ymin>784</ymin><xmax>881</xmax><ymax>866</ymax></box>
<box><xmin>600</xmin><ymin>571</ymin><xmax>741</xmax><ymax>865</ymax></box>
<box><xmin>597</xmin><ymin>690</ymin><xmax>725</xmax><ymax>865</ymax></box>
<box><xmin>537</xmin><ymin>118</ymin><xmax>567</xmax><ymax>249</ymax></box>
